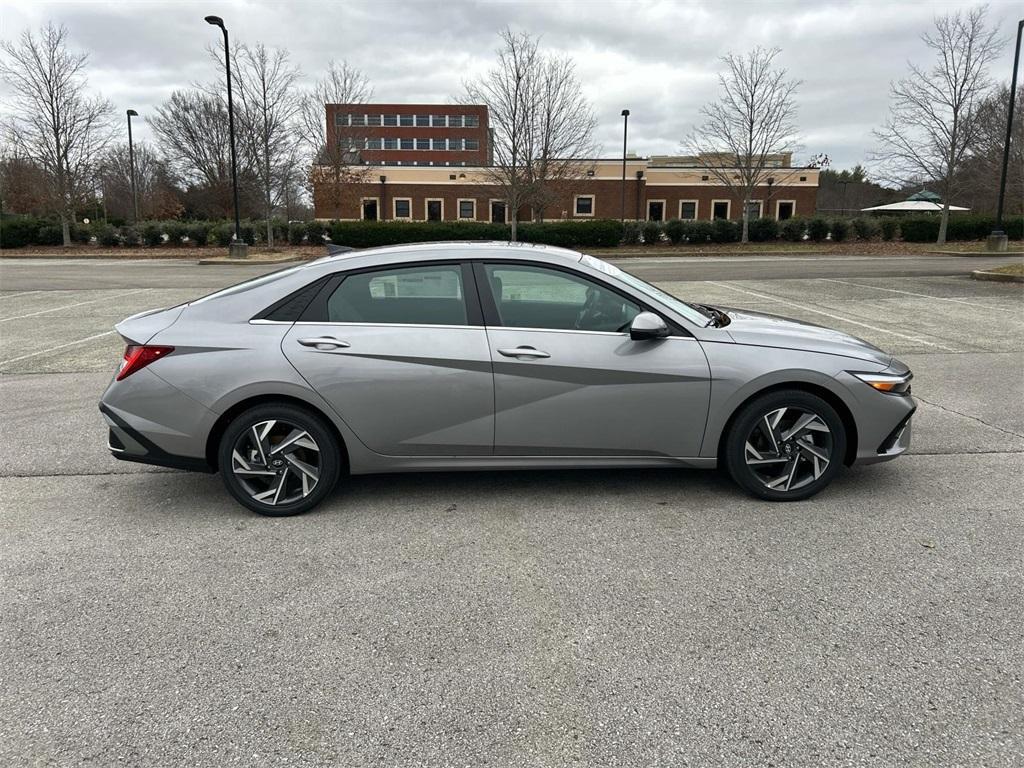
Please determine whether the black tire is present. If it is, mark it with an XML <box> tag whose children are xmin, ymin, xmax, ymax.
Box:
<box><xmin>218</xmin><ymin>403</ymin><xmax>342</xmax><ymax>516</ymax></box>
<box><xmin>724</xmin><ymin>390</ymin><xmax>846</xmax><ymax>502</ymax></box>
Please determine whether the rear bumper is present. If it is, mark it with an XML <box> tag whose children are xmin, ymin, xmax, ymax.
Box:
<box><xmin>101</xmin><ymin>404</ymin><xmax>213</xmax><ymax>472</ymax></box>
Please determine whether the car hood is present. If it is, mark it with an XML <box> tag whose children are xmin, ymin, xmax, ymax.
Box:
<box><xmin>720</xmin><ymin>307</ymin><xmax>892</xmax><ymax>366</ymax></box>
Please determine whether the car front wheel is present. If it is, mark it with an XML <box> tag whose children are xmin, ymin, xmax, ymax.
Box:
<box><xmin>725</xmin><ymin>390</ymin><xmax>846</xmax><ymax>501</ymax></box>
<box><xmin>218</xmin><ymin>403</ymin><xmax>341</xmax><ymax>516</ymax></box>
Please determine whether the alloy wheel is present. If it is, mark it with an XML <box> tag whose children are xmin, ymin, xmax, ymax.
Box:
<box><xmin>230</xmin><ymin>419</ymin><xmax>321</xmax><ymax>506</ymax></box>
<box><xmin>743</xmin><ymin>406</ymin><xmax>833</xmax><ymax>492</ymax></box>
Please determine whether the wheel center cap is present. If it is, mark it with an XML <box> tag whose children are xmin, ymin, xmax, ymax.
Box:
<box><xmin>271</xmin><ymin>459</ymin><xmax>284</xmax><ymax>467</ymax></box>
<box><xmin>783</xmin><ymin>443</ymin><xmax>793</xmax><ymax>455</ymax></box>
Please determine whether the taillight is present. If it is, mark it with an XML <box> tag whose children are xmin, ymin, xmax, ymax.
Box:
<box><xmin>117</xmin><ymin>344</ymin><xmax>174</xmax><ymax>381</ymax></box>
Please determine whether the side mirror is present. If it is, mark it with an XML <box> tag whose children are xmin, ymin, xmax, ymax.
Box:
<box><xmin>629</xmin><ymin>311</ymin><xmax>670</xmax><ymax>341</ymax></box>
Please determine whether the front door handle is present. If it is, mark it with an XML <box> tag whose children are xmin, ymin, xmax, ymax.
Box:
<box><xmin>298</xmin><ymin>336</ymin><xmax>350</xmax><ymax>350</ymax></box>
<box><xmin>497</xmin><ymin>346</ymin><xmax>550</xmax><ymax>359</ymax></box>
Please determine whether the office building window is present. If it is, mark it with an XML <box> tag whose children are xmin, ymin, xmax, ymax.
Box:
<box><xmin>574</xmin><ymin>195</ymin><xmax>595</xmax><ymax>216</ymax></box>
<box><xmin>366</xmin><ymin>114</ymin><xmax>382</xmax><ymax>126</ymax></box>
<box><xmin>383</xmin><ymin>114</ymin><xmax>398</xmax><ymax>126</ymax></box>
<box><xmin>394</xmin><ymin>198</ymin><xmax>411</xmax><ymax>219</ymax></box>
<box><xmin>334</xmin><ymin>113</ymin><xmax>348</xmax><ymax>126</ymax></box>
<box><xmin>399</xmin><ymin>114</ymin><xmax>414</xmax><ymax>127</ymax></box>
<box><xmin>464</xmin><ymin>115</ymin><xmax>479</xmax><ymax>128</ymax></box>
<box><xmin>383</xmin><ymin>138</ymin><xmax>398</xmax><ymax>150</ymax></box>
<box><xmin>416</xmin><ymin>138</ymin><xmax>431</xmax><ymax>150</ymax></box>
<box><xmin>464</xmin><ymin>139</ymin><xmax>479</xmax><ymax>151</ymax></box>
<box><xmin>432</xmin><ymin>138</ymin><xmax>447</xmax><ymax>150</ymax></box>
<box><xmin>448</xmin><ymin>115</ymin><xmax>463</xmax><ymax>128</ymax></box>
<box><xmin>350</xmin><ymin>114</ymin><xmax>366</xmax><ymax>127</ymax></box>
<box><xmin>458</xmin><ymin>199</ymin><xmax>476</xmax><ymax>219</ymax></box>
<box><xmin>415</xmin><ymin>114</ymin><xmax>429</xmax><ymax>127</ymax></box>
<box><xmin>400</xmin><ymin>138</ymin><xmax>414</xmax><ymax>150</ymax></box>
<box><xmin>365</xmin><ymin>138</ymin><xmax>382</xmax><ymax>150</ymax></box>
<box><xmin>679</xmin><ymin>201</ymin><xmax>698</xmax><ymax>220</ymax></box>
<box><xmin>431</xmin><ymin>114</ymin><xmax>447</xmax><ymax>127</ymax></box>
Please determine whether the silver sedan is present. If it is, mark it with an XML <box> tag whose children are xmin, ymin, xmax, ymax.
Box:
<box><xmin>100</xmin><ymin>242</ymin><xmax>915</xmax><ymax>516</ymax></box>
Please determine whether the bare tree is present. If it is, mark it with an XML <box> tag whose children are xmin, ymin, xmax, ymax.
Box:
<box><xmin>0</xmin><ymin>23</ymin><xmax>113</xmax><ymax>245</ymax></box>
<box><xmin>872</xmin><ymin>6</ymin><xmax>1003</xmax><ymax>244</ymax></box>
<box><xmin>149</xmin><ymin>89</ymin><xmax>244</xmax><ymax>218</ymax></box>
<box><xmin>99</xmin><ymin>142</ymin><xmax>183</xmax><ymax>220</ymax></box>
<box><xmin>466</xmin><ymin>28</ymin><xmax>597</xmax><ymax>240</ymax></box>
<box><xmin>229</xmin><ymin>43</ymin><xmax>301</xmax><ymax>246</ymax></box>
<box><xmin>684</xmin><ymin>46</ymin><xmax>801</xmax><ymax>243</ymax></box>
<box><xmin>297</xmin><ymin>59</ymin><xmax>373</xmax><ymax>221</ymax></box>
<box><xmin>956</xmin><ymin>84</ymin><xmax>1024</xmax><ymax>216</ymax></box>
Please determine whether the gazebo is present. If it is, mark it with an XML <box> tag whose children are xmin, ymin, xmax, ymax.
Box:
<box><xmin>861</xmin><ymin>191</ymin><xmax>969</xmax><ymax>213</ymax></box>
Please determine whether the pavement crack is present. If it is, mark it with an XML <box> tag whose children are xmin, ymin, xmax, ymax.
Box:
<box><xmin>914</xmin><ymin>394</ymin><xmax>1024</xmax><ymax>440</ymax></box>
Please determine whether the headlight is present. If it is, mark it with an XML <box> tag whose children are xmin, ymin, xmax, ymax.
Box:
<box><xmin>850</xmin><ymin>371</ymin><xmax>913</xmax><ymax>394</ymax></box>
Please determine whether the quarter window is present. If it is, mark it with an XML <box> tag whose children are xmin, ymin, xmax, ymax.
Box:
<box><xmin>327</xmin><ymin>266</ymin><xmax>466</xmax><ymax>325</ymax></box>
<box><xmin>484</xmin><ymin>264</ymin><xmax>640</xmax><ymax>333</ymax></box>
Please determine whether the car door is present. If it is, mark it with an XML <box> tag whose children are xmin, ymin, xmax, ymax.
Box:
<box><xmin>476</xmin><ymin>261</ymin><xmax>710</xmax><ymax>458</ymax></box>
<box><xmin>282</xmin><ymin>261</ymin><xmax>494</xmax><ymax>456</ymax></box>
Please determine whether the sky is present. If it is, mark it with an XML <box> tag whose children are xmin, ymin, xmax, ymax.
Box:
<box><xmin>0</xmin><ymin>0</ymin><xmax>1020</xmax><ymax>172</ymax></box>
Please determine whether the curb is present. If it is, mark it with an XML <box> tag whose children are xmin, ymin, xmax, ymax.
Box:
<box><xmin>197</xmin><ymin>256</ymin><xmax>305</xmax><ymax>266</ymax></box>
<box><xmin>970</xmin><ymin>269</ymin><xmax>1024</xmax><ymax>283</ymax></box>
<box><xmin>927</xmin><ymin>250</ymin><xmax>1024</xmax><ymax>257</ymax></box>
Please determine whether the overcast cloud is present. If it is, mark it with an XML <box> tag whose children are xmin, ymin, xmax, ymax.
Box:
<box><xmin>0</xmin><ymin>0</ymin><xmax>1020</xmax><ymax>171</ymax></box>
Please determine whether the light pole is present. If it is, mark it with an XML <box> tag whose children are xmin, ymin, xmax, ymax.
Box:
<box><xmin>620</xmin><ymin>109</ymin><xmax>630</xmax><ymax>224</ymax></box>
<box><xmin>988</xmin><ymin>17</ymin><xmax>1023</xmax><ymax>252</ymax></box>
<box><xmin>126</xmin><ymin>109</ymin><xmax>139</xmax><ymax>223</ymax></box>
<box><xmin>205</xmin><ymin>14</ymin><xmax>246</xmax><ymax>257</ymax></box>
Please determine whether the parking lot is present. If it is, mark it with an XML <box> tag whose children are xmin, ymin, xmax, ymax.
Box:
<box><xmin>2</xmin><ymin>253</ymin><xmax>1023</xmax><ymax>766</ymax></box>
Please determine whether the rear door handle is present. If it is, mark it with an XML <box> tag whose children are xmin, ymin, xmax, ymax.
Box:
<box><xmin>298</xmin><ymin>336</ymin><xmax>350</xmax><ymax>350</ymax></box>
<box><xmin>497</xmin><ymin>346</ymin><xmax>550</xmax><ymax>359</ymax></box>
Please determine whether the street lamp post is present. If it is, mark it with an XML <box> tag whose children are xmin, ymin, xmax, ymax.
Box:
<box><xmin>620</xmin><ymin>109</ymin><xmax>630</xmax><ymax>224</ymax></box>
<box><xmin>988</xmin><ymin>17</ymin><xmax>1023</xmax><ymax>253</ymax></box>
<box><xmin>126</xmin><ymin>109</ymin><xmax>139</xmax><ymax>223</ymax></box>
<box><xmin>205</xmin><ymin>14</ymin><xmax>246</xmax><ymax>258</ymax></box>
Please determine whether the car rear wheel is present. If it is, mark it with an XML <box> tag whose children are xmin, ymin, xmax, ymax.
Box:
<box><xmin>218</xmin><ymin>403</ymin><xmax>341</xmax><ymax>516</ymax></box>
<box><xmin>725</xmin><ymin>390</ymin><xmax>846</xmax><ymax>501</ymax></box>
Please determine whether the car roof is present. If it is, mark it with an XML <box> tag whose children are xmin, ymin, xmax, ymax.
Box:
<box><xmin>308</xmin><ymin>240</ymin><xmax>584</xmax><ymax>269</ymax></box>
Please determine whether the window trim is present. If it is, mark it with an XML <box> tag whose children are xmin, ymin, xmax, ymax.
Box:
<box><xmin>457</xmin><ymin>198</ymin><xmax>477</xmax><ymax>220</ymax></box>
<box><xmin>711</xmin><ymin>199</ymin><xmax>731</xmax><ymax>220</ymax></box>
<box><xmin>470</xmin><ymin>260</ymin><xmax>686</xmax><ymax>336</ymax></box>
<box><xmin>678</xmin><ymin>199</ymin><xmax>699</xmax><ymax>220</ymax></box>
<box><xmin>298</xmin><ymin>260</ymin><xmax>483</xmax><ymax>327</ymax></box>
<box><xmin>573</xmin><ymin>194</ymin><xmax>595</xmax><ymax>218</ymax></box>
<box><xmin>425</xmin><ymin>198</ymin><xmax>445</xmax><ymax>221</ymax></box>
<box><xmin>775</xmin><ymin>199</ymin><xmax>797</xmax><ymax>220</ymax></box>
<box><xmin>393</xmin><ymin>197</ymin><xmax>413</xmax><ymax>220</ymax></box>
<box><xmin>646</xmin><ymin>199</ymin><xmax>667</xmax><ymax>222</ymax></box>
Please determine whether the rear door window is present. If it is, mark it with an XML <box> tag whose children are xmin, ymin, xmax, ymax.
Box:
<box><xmin>326</xmin><ymin>265</ymin><xmax>467</xmax><ymax>326</ymax></box>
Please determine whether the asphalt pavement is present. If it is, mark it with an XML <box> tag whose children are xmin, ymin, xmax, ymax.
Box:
<box><xmin>1</xmin><ymin>251</ymin><xmax>1022</xmax><ymax>767</ymax></box>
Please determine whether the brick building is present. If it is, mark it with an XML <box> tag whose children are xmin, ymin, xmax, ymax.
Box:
<box><xmin>313</xmin><ymin>104</ymin><xmax>819</xmax><ymax>223</ymax></box>
<box><xmin>326</xmin><ymin>103</ymin><xmax>490</xmax><ymax>167</ymax></box>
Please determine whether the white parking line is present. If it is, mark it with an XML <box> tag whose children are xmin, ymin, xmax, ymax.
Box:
<box><xmin>0</xmin><ymin>330</ymin><xmax>116</xmax><ymax>367</ymax></box>
<box><xmin>705</xmin><ymin>280</ymin><xmax>958</xmax><ymax>351</ymax></box>
<box><xmin>0</xmin><ymin>293</ymin><xmax>120</xmax><ymax>322</ymax></box>
<box><xmin>0</xmin><ymin>290</ymin><xmax>46</xmax><ymax>300</ymax></box>
<box><xmin>819</xmin><ymin>277</ymin><xmax>1019</xmax><ymax>312</ymax></box>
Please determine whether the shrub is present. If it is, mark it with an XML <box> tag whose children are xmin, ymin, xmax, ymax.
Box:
<box><xmin>271</xmin><ymin>218</ymin><xmax>288</xmax><ymax>243</ymax></box>
<box><xmin>641</xmin><ymin>220</ymin><xmax>663</xmax><ymax>245</ymax></box>
<box><xmin>686</xmin><ymin>220</ymin><xmax>714</xmax><ymax>244</ymax></box>
<box><xmin>96</xmin><ymin>224</ymin><xmax>120</xmax><ymax>246</ymax></box>
<box><xmin>780</xmin><ymin>217</ymin><xmax>806</xmax><ymax>242</ymax></box>
<box><xmin>851</xmin><ymin>217</ymin><xmax>879</xmax><ymax>241</ymax></box>
<box><xmin>0</xmin><ymin>216</ymin><xmax>41</xmax><ymax>248</ymax></box>
<box><xmin>163</xmin><ymin>220</ymin><xmax>187</xmax><ymax>246</ymax></box>
<box><xmin>187</xmin><ymin>221</ymin><xmax>210</xmax><ymax>246</ymax></box>
<box><xmin>212</xmin><ymin>222</ymin><xmax>235</xmax><ymax>247</ymax></box>
<box><xmin>830</xmin><ymin>218</ymin><xmax>850</xmax><ymax>243</ymax></box>
<box><xmin>306</xmin><ymin>220</ymin><xmax>326</xmax><ymax>243</ymax></box>
<box><xmin>664</xmin><ymin>218</ymin><xmax>686</xmax><ymax>245</ymax></box>
<box><xmin>520</xmin><ymin>219</ymin><xmax>623</xmax><ymax>248</ymax></box>
<box><xmin>897</xmin><ymin>217</ymin><xmax>939</xmax><ymax>242</ymax></box>
<box><xmin>140</xmin><ymin>222</ymin><xmax>163</xmax><ymax>247</ymax></box>
<box><xmin>747</xmin><ymin>217</ymin><xmax>778</xmax><ymax>242</ymax></box>
<box><xmin>880</xmin><ymin>218</ymin><xmax>898</xmax><ymax>241</ymax></box>
<box><xmin>71</xmin><ymin>223</ymin><xmax>92</xmax><ymax>244</ymax></box>
<box><xmin>119</xmin><ymin>225</ymin><xmax>140</xmax><ymax>246</ymax></box>
<box><xmin>710</xmin><ymin>218</ymin><xmax>739</xmax><ymax>243</ymax></box>
<box><xmin>322</xmin><ymin>219</ymin><xmax>623</xmax><ymax>250</ymax></box>
<box><xmin>36</xmin><ymin>224</ymin><xmax>64</xmax><ymax>245</ymax></box>
<box><xmin>621</xmin><ymin>220</ymin><xmax>641</xmax><ymax>245</ymax></box>
<box><xmin>288</xmin><ymin>221</ymin><xmax>306</xmax><ymax>245</ymax></box>
<box><xmin>807</xmin><ymin>217</ymin><xmax>830</xmax><ymax>242</ymax></box>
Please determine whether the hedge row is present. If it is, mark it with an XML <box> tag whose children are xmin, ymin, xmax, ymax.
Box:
<box><xmin>629</xmin><ymin>214</ymin><xmax>1024</xmax><ymax>245</ymax></box>
<box><xmin>323</xmin><ymin>219</ymin><xmax>624</xmax><ymax>249</ymax></box>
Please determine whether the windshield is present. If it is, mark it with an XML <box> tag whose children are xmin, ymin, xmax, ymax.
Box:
<box><xmin>188</xmin><ymin>264</ymin><xmax>308</xmax><ymax>306</ymax></box>
<box><xmin>580</xmin><ymin>255</ymin><xmax>712</xmax><ymax>326</ymax></box>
